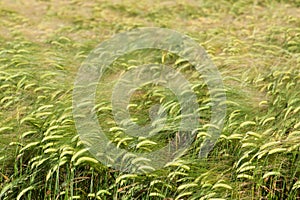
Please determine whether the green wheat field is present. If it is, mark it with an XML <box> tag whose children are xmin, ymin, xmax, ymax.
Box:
<box><xmin>0</xmin><ymin>0</ymin><xmax>299</xmax><ymax>199</ymax></box>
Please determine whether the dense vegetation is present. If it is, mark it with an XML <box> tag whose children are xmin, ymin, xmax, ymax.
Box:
<box><xmin>0</xmin><ymin>0</ymin><xmax>299</xmax><ymax>199</ymax></box>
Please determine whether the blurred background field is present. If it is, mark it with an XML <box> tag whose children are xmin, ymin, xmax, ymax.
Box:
<box><xmin>0</xmin><ymin>0</ymin><xmax>299</xmax><ymax>199</ymax></box>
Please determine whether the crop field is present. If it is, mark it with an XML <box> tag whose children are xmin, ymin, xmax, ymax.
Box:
<box><xmin>0</xmin><ymin>0</ymin><xmax>299</xmax><ymax>199</ymax></box>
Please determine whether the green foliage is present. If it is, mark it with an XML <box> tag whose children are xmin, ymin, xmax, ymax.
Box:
<box><xmin>0</xmin><ymin>0</ymin><xmax>299</xmax><ymax>199</ymax></box>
